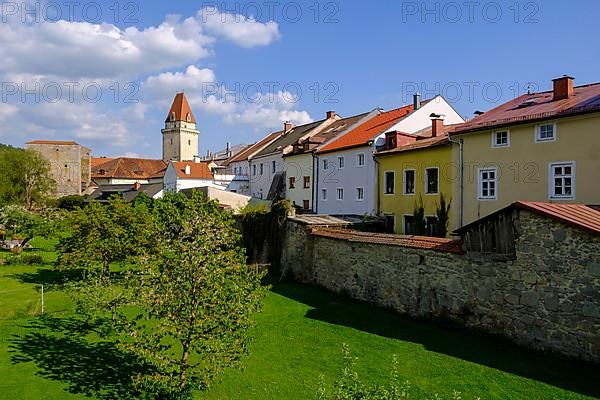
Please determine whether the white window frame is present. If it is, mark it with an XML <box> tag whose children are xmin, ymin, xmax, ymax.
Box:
<box><xmin>336</xmin><ymin>187</ymin><xmax>344</xmax><ymax>201</ymax></box>
<box><xmin>477</xmin><ymin>167</ymin><xmax>497</xmax><ymax>200</ymax></box>
<box><xmin>321</xmin><ymin>188</ymin><xmax>328</xmax><ymax>201</ymax></box>
<box><xmin>403</xmin><ymin>169</ymin><xmax>416</xmax><ymax>195</ymax></box>
<box><xmin>384</xmin><ymin>170</ymin><xmax>395</xmax><ymax>195</ymax></box>
<box><xmin>492</xmin><ymin>129</ymin><xmax>510</xmax><ymax>148</ymax></box>
<box><xmin>356</xmin><ymin>187</ymin><xmax>364</xmax><ymax>201</ymax></box>
<box><xmin>424</xmin><ymin>167</ymin><xmax>439</xmax><ymax>195</ymax></box>
<box><xmin>322</xmin><ymin>159</ymin><xmax>329</xmax><ymax>171</ymax></box>
<box><xmin>356</xmin><ymin>153</ymin><xmax>365</xmax><ymax>167</ymax></box>
<box><xmin>548</xmin><ymin>161</ymin><xmax>575</xmax><ymax>200</ymax></box>
<box><xmin>338</xmin><ymin>156</ymin><xmax>345</xmax><ymax>169</ymax></box>
<box><xmin>536</xmin><ymin>123</ymin><xmax>557</xmax><ymax>143</ymax></box>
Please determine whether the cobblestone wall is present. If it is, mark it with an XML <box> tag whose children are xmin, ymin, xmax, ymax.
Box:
<box><xmin>281</xmin><ymin>210</ymin><xmax>600</xmax><ymax>362</ymax></box>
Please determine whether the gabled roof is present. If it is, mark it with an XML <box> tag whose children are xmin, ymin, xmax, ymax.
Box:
<box><xmin>166</xmin><ymin>92</ymin><xmax>196</xmax><ymax>123</ymax></box>
<box><xmin>287</xmin><ymin>112</ymin><xmax>371</xmax><ymax>156</ymax></box>
<box><xmin>375</xmin><ymin>124</ymin><xmax>463</xmax><ymax>156</ymax></box>
<box><xmin>317</xmin><ymin>105</ymin><xmax>414</xmax><ymax>154</ymax></box>
<box><xmin>456</xmin><ymin>201</ymin><xmax>600</xmax><ymax>235</ymax></box>
<box><xmin>27</xmin><ymin>140</ymin><xmax>79</xmax><ymax>145</ymax></box>
<box><xmin>453</xmin><ymin>82</ymin><xmax>600</xmax><ymax>134</ymax></box>
<box><xmin>92</xmin><ymin>157</ymin><xmax>114</xmax><ymax>168</ymax></box>
<box><xmin>92</xmin><ymin>158</ymin><xmax>167</xmax><ymax>180</ymax></box>
<box><xmin>252</xmin><ymin>120</ymin><xmax>325</xmax><ymax>160</ymax></box>
<box><xmin>87</xmin><ymin>183</ymin><xmax>163</xmax><ymax>203</ymax></box>
<box><xmin>228</xmin><ymin>130</ymin><xmax>285</xmax><ymax>163</ymax></box>
<box><xmin>171</xmin><ymin>161</ymin><xmax>213</xmax><ymax>180</ymax></box>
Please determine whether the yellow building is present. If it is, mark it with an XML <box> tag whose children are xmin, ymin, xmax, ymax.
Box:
<box><xmin>450</xmin><ymin>76</ymin><xmax>600</xmax><ymax>229</ymax></box>
<box><xmin>376</xmin><ymin>119</ymin><xmax>458</xmax><ymax>237</ymax></box>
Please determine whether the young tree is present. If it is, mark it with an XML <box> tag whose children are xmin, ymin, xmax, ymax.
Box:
<box><xmin>435</xmin><ymin>193</ymin><xmax>452</xmax><ymax>238</ymax></box>
<box><xmin>124</xmin><ymin>191</ymin><xmax>267</xmax><ymax>396</ymax></box>
<box><xmin>0</xmin><ymin>147</ymin><xmax>56</xmax><ymax>209</ymax></box>
<box><xmin>57</xmin><ymin>196</ymin><xmax>155</xmax><ymax>275</ymax></box>
<box><xmin>0</xmin><ymin>205</ymin><xmax>55</xmax><ymax>251</ymax></box>
<box><xmin>412</xmin><ymin>196</ymin><xmax>427</xmax><ymax>236</ymax></box>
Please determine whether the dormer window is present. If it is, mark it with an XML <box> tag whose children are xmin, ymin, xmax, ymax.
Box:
<box><xmin>170</xmin><ymin>112</ymin><xmax>176</xmax><ymax>122</ymax></box>
<box><xmin>186</xmin><ymin>113</ymin><xmax>191</xmax><ymax>122</ymax></box>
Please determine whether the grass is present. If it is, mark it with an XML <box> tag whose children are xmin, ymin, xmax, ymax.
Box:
<box><xmin>0</xmin><ymin>239</ymin><xmax>598</xmax><ymax>399</ymax></box>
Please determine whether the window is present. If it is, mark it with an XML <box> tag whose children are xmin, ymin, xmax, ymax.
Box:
<box><xmin>536</xmin><ymin>123</ymin><xmax>556</xmax><ymax>142</ymax></box>
<box><xmin>426</xmin><ymin>216</ymin><xmax>439</xmax><ymax>237</ymax></box>
<box><xmin>549</xmin><ymin>162</ymin><xmax>575</xmax><ymax>199</ymax></box>
<box><xmin>356</xmin><ymin>187</ymin><xmax>364</xmax><ymax>201</ymax></box>
<box><xmin>303</xmin><ymin>176</ymin><xmax>310</xmax><ymax>189</ymax></box>
<box><xmin>303</xmin><ymin>200</ymin><xmax>310</xmax><ymax>210</ymax></box>
<box><xmin>253</xmin><ymin>165</ymin><xmax>257</xmax><ymax>176</ymax></box>
<box><xmin>478</xmin><ymin>168</ymin><xmax>497</xmax><ymax>199</ymax></box>
<box><xmin>322</xmin><ymin>188</ymin><xmax>328</xmax><ymax>201</ymax></box>
<box><xmin>260</xmin><ymin>163</ymin><xmax>264</xmax><ymax>175</ymax></box>
<box><xmin>322</xmin><ymin>159</ymin><xmax>329</xmax><ymax>170</ymax></box>
<box><xmin>493</xmin><ymin>130</ymin><xmax>509</xmax><ymax>147</ymax></box>
<box><xmin>425</xmin><ymin>168</ymin><xmax>439</xmax><ymax>194</ymax></box>
<box><xmin>338</xmin><ymin>156</ymin><xmax>345</xmax><ymax>169</ymax></box>
<box><xmin>404</xmin><ymin>215</ymin><xmax>415</xmax><ymax>235</ymax></box>
<box><xmin>403</xmin><ymin>170</ymin><xmax>415</xmax><ymax>194</ymax></box>
<box><xmin>337</xmin><ymin>188</ymin><xmax>344</xmax><ymax>201</ymax></box>
<box><xmin>289</xmin><ymin>177</ymin><xmax>296</xmax><ymax>189</ymax></box>
<box><xmin>384</xmin><ymin>171</ymin><xmax>395</xmax><ymax>195</ymax></box>
<box><xmin>272</xmin><ymin>160</ymin><xmax>276</xmax><ymax>173</ymax></box>
<box><xmin>188</xmin><ymin>139</ymin><xmax>191</xmax><ymax>146</ymax></box>
<box><xmin>357</xmin><ymin>153</ymin><xmax>365</xmax><ymax>167</ymax></box>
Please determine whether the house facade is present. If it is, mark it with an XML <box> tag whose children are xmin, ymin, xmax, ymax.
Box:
<box><xmin>283</xmin><ymin>111</ymin><xmax>375</xmax><ymax>212</ymax></box>
<box><xmin>163</xmin><ymin>161</ymin><xmax>215</xmax><ymax>193</ymax></box>
<box><xmin>451</xmin><ymin>76</ymin><xmax>600</xmax><ymax>228</ymax></box>
<box><xmin>375</xmin><ymin>117</ymin><xmax>461</xmax><ymax>236</ymax></box>
<box><xmin>316</xmin><ymin>96</ymin><xmax>465</xmax><ymax>216</ymax></box>
<box><xmin>249</xmin><ymin>116</ymin><xmax>338</xmax><ymax>200</ymax></box>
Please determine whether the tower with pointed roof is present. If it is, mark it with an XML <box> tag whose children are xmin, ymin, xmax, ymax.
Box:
<box><xmin>162</xmin><ymin>92</ymin><xmax>199</xmax><ymax>162</ymax></box>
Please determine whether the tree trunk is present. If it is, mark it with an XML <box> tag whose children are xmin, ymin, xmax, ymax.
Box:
<box><xmin>179</xmin><ymin>340</ymin><xmax>190</xmax><ymax>391</ymax></box>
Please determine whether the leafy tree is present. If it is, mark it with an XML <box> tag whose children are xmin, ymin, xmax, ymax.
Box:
<box><xmin>0</xmin><ymin>147</ymin><xmax>56</xmax><ymax>209</ymax></box>
<box><xmin>435</xmin><ymin>194</ymin><xmax>452</xmax><ymax>238</ymax></box>
<box><xmin>0</xmin><ymin>205</ymin><xmax>55</xmax><ymax>250</ymax></box>
<box><xmin>123</xmin><ymin>191</ymin><xmax>267</xmax><ymax>396</ymax></box>
<box><xmin>57</xmin><ymin>196</ymin><xmax>155</xmax><ymax>275</ymax></box>
<box><xmin>412</xmin><ymin>196</ymin><xmax>427</xmax><ymax>236</ymax></box>
<box><xmin>56</xmin><ymin>195</ymin><xmax>86</xmax><ymax>211</ymax></box>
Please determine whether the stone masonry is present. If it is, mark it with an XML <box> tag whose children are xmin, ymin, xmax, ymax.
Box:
<box><xmin>281</xmin><ymin>210</ymin><xmax>600</xmax><ymax>363</ymax></box>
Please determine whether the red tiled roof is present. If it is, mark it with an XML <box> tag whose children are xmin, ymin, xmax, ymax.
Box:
<box><xmin>453</xmin><ymin>82</ymin><xmax>600</xmax><ymax>134</ymax></box>
<box><xmin>92</xmin><ymin>158</ymin><xmax>167</xmax><ymax>180</ymax></box>
<box><xmin>172</xmin><ymin>161</ymin><xmax>213</xmax><ymax>180</ymax></box>
<box><xmin>92</xmin><ymin>157</ymin><xmax>114</xmax><ymax>168</ymax></box>
<box><xmin>166</xmin><ymin>92</ymin><xmax>196</xmax><ymax>123</ymax></box>
<box><xmin>228</xmin><ymin>130</ymin><xmax>284</xmax><ymax>163</ymax></box>
<box><xmin>375</xmin><ymin>124</ymin><xmax>463</xmax><ymax>156</ymax></box>
<box><xmin>317</xmin><ymin>105</ymin><xmax>414</xmax><ymax>154</ymax></box>
<box><xmin>27</xmin><ymin>140</ymin><xmax>79</xmax><ymax>145</ymax></box>
<box><xmin>516</xmin><ymin>201</ymin><xmax>600</xmax><ymax>235</ymax></box>
<box><xmin>311</xmin><ymin>228</ymin><xmax>463</xmax><ymax>254</ymax></box>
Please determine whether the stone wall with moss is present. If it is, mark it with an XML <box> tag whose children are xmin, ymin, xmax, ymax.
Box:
<box><xmin>282</xmin><ymin>210</ymin><xmax>600</xmax><ymax>362</ymax></box>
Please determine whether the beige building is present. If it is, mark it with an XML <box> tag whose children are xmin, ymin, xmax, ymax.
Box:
<box><xmin>162</xmin><ymin>92</ymin><xmax>199</xmax><ymax>162</ymax></box>
<box><xmin>451</xmin><ymin>75</ymin><xmax>600</xmax><ymax>229</ymax></box>
<box><xmin>26</xmin><ymin>140</ymin><xmax>92</xmax><ymax>197</ymax></box>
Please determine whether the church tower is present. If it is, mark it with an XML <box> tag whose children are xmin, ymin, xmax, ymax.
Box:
<box><xmin>162</xmin><ymin>92</ymin><xmax>199</xmax><ymax>162</ymax></box>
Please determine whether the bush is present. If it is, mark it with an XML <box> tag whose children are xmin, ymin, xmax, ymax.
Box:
<box><xmin>56</xmin><ymin>195</ymin><xmax>85</xmax><ymax>210</ymax></box>
<box><xmin>5</xmin><ymin>253</ymin><xmax>44</xmax><ymax>265</ymax></box>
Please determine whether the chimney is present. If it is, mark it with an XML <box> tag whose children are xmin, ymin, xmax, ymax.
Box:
<box><xmin>413</xmin><ymin>92</ymin><xmax>422</xmax><ymax>110</ymax></box>
<box><xmin>185</xmin><ymin>164</ymin><xmax>191</xmax><ymax>175</ymax></box>
<box><xmin>193</xmin><ymin>155</ymin><xmax>201</xmax><ymax>163</ymax></box>
<box><xmin>552</xmin><ymin>75</ymin><xmax>575</xmax><ymax>101</ymax></box>
<box><xmin>132</xmin><ymin>181</ymin><xmax>141</xmax><ymax>191</ymax></box>
<box><xmin>226</xmin><ymin>142</ymin><xmax>231</xmax><ymax>156</ymax></box>
<box><xmin>326</xmin><ymin>110</ymin><xmax>336</xmax><ymax>119</ymax></box>
<box><xmin>284</xmin><ymin>121</ymin><xmax>293</xmax><ymax>133</ymax></box>
<box><xmin>430</xmin><ymin>113</ymin><xmax>445</xmax><ymax>137</ymax></box>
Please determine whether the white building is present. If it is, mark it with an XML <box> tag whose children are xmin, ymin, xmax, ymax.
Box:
<box><xmin>315</xmin><ymin>95</ymin><xmax>465</xmax><ymax>215</ymax></box>
<box><xmin>249</xmin><ymin>114</ymin><xmax>338</xmax><ymax>200</ymax></box>
<box><xmin>283</xmin><ymin>111</ymin><xmax>377</xmax><ymax>211</ymax></box>
<box><xmin>163</xmin><ymin>161</ymin><xmax>216</xmax><ymax>193</ymax></box>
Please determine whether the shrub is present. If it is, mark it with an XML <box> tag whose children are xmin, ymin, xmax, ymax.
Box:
<box><xmin>5</xmin><ymin>253</ymin><xmax>44</xmax><ymax>265</ymax></box>
<box><xmin>56</xmin><ymin>195</ymin><xmax>85</xmax><ymax>210</ymax></box>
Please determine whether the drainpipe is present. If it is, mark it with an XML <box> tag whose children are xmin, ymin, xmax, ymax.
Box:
<box><xmin>374</xmin><ymin>156</ymin><xmax>381</xmax><ymax>215</ymax></box>
<box><xmin>313</xmin><ymin>152</ymin><xmax>319</xmax><ymax>213</ymax></box>
<box><xmin>448</xmin><ymin>135</ymin><xmax>464</xmax><ymax>228</ymax></box>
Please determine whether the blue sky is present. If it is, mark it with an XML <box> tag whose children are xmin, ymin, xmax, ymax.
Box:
<box><xmin>0</xmin><ymin>0</ymin><xmax>598</xmax><ymax>158</ymax></box>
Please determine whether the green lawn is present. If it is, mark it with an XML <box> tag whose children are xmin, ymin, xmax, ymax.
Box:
<box><xmin>0</xmin><ymin>239</ymin><xmax>598</xmax><ymax>399</ymax></box>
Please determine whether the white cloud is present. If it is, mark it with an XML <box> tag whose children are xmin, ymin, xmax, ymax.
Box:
<box><xmin>0</xmin><ymin>104</ymin><xmax>18</xmax><ymax>121</ymax></box>
<box><xmin>143</xmin><ymin>65</ymin><xmax>217</xmax><ymax>99</ymax></box>
<box><xmin>199</xmin><ymin>7</ymin><xmax>281</xmax><ymax>48</ymax></box>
